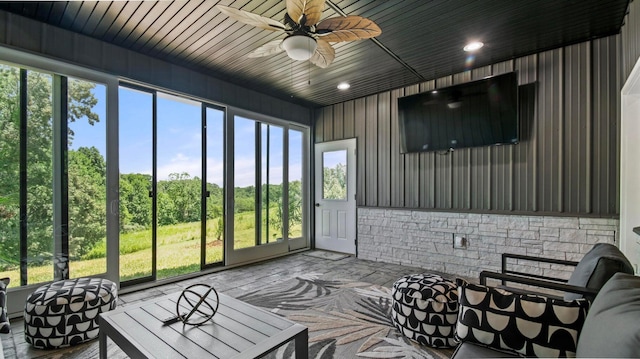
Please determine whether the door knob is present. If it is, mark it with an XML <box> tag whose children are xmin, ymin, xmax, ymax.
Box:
<box><xmin>315</xmin><ymin>203</ymin><xmax>320</xmax><ymax>207</ymax></box>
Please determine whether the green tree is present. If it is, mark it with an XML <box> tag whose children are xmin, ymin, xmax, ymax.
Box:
<box><xmin>214</xmin><ymin>216</ymin><xmax>224</xmax><ymax>241</ymax></box>
<box><xmin>205</xmin><ymin>182</ymin><xmax>223</xmax><ymax>220</ymax></box>
<box><xmin>0</xmin><ymin>67</ymin><xmax>21</xmax><ymax>266</ymax></box>
<box><xmin>234</xmin><ymin>186</ymin><xmax>256</xmax><ymax>213</ymax></box>
<box><xmin>323</xmin><ymin>163</ymin><xmax>347</xmax><ymax>199</ymax></box>
<box><xmin>68</xmin><ymin>147</ymin><xmax>106</xmax><ymax>257</ymax></box>
<box><xmin>119</xmin><ymin>173</ymin><xmax>152</xmax><ymax>231</ymax></box>
<box><xmin>158</xmin><ymin>172</ymin><xmax>201</xmax><ymax>224</ymax></box>
<box><xmin>0</xmin><ymin>67</ymin><xmax>100</xmax><ymax>269</ymax></box>
<box><xmin>271</xmin><ymin>181</ymin><xmax>303</xmax><ymax>238</ymax></box>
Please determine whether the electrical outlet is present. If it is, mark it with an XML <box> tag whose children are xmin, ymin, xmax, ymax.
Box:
<box><xmin>453</xmin><ymin>234</ymin><xmax>467</xmax><ymax>249</ymax></box>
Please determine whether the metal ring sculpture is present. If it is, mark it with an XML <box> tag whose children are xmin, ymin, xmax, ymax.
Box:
<box><xmin>175</xmin><ymin>284</ymin><xmax>219</xmax><ymax>326</ymax></box>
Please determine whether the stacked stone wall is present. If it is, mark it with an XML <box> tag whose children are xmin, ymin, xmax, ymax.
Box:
<box><xmin>357</xmin><ymin>208</ymin><xmax>618</xmax><ymax>280</ymax></box>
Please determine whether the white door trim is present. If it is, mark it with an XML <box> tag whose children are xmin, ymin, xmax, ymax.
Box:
<box><xmin>620</xmin><ymin>57</ymin><xmax>640</xmax><ymax>274</ymax></box>
<box><xmin>314</xmin><ymin>138</ymin><xmax>357</xmax><ymax>254</ymax></box>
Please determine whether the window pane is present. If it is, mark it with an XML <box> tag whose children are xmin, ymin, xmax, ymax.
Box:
<box><xmin>205</xmin><ymin>107</ymin><xmax>224</xmax><ymax>264</ymax></box>
<box><xmin>322</xmin><ymin>150</ymin><xmax>347</xmax><ymax>200</ymax></box>
<box><xmin>288</xmin><ymin>129</ymin><xmax>303</xmax><ymax>239</ymax></box>
<box><xmin>68</xmin><ymin>78</ymin><xmax>107</xmax><ymax>278</ymax></box>
<box><xmin>261</xmin><ymin>124</ymin><xmax>283</xmax><ymax>244</ymax></box>
<box><xmin>118</xmin><ymin>86</ymin><xmax>153</xmax><ymax>282</ymax></box>
<box><xmin>234</xmin><ymin>117</ymin><xmax>256</xmax><ymax>250</ymax></box>
<box><xmin>26</xmin><ymin>70</ymin><xmax>55</xmax><ymax>285</ymax></box>
<box><xmin>0</xmin><ymin>65</ymin><xmax>21</xmax><ymax>287</ymax></box>
<box><xmin>156</xmin><ymin>92</ymin><xmax>201</xmax><ymax>279</ymax></box>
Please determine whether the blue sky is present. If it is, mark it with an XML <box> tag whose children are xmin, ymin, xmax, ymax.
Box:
<box><xmin>70</xmin><ymin>83</ymin><xmax>302</xmax><ymax>188</ymax></box>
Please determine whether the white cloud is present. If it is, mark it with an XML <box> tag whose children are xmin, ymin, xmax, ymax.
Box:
<box><xmin>157</xmin><ymin>153</ymin><xmax>201</xmax><ymax>180</ymax></box>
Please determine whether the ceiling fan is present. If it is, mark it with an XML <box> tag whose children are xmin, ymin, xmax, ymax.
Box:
<box><xmin>216</xmin><ymin>0</ymin><xmax>381</xmax><ymax>68</ymax></box>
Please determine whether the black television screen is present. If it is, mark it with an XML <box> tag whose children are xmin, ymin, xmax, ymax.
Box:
<box><xmin>398</xmin><ymin>72</ymin><xmax>519</xmax><ymax>153</ymax></box>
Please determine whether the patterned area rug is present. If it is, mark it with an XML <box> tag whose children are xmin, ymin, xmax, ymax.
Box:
<box><xmin>235</xmin><ymin>273</ymin><xmax>455</xmax><ymax>359</ymax></box>
<box><xmin>13</xmin><ymin>273</ymin><xmax>455</xmax><ymax>358</ymax></box>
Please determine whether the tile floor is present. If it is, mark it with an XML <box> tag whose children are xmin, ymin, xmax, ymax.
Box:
<box><xmin>0</xmin><ymin>251</ymin><xmax>458</xmax><ymax>358</ymax></box>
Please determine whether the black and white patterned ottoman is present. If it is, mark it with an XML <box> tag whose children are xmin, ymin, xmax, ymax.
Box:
<box><xmin>24</xmin><ymin>277</ymin><xmax>118</xmax><ymax>349</ymax></box>
<box><xmin>391</xmin><ymin>273</ymin><xmax>459</xmax><ymax>348</ymax></box>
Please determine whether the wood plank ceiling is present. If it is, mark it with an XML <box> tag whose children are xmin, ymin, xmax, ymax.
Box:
<box><xmin>0</xmin><ymin>0</ymin><xmax>629</xmax><ymax>108</ymax></box>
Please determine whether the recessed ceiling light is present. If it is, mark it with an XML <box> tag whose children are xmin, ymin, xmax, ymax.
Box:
<box><xmin>463</xmin><ymin>41</ymin><xmax>484</xmax><ymax>52</ymax></box>
<box><xmin>337</xmin><ymin>82</ymin><xmax>350</xmax><ymax>90</ymax></box>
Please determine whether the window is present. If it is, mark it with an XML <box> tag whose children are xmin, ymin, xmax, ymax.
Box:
<box><xmin>322</xmin><ymin>150</ymin><xmax>348</xmax><ymax>200</ymax></box>
<box><xmin>232</xmin><ymin>116</ymin><xmax>306</xmax><ymax>252</ymax></box>
<box><xmin>288</xmin><ymin>129</ymin><xmax>304</xmax><ymax>239</ymax></box>
<box><xmin>0</xmin><ymin>64</ymin><xmax>107</xmax><ymax>287</ymax></box>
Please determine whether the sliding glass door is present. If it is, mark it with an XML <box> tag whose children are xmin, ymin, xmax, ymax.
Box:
<box><xmin>0</xmin><ymin>63</ymin><xmax>112</xmax><ymax>289</ymax></box>
<box><xmin>156</xmin><ymin>93</ymin><xmax>202</xmax><ymax>279</ymax></box>
<box><xmin>118</xmin><ymin>86</ymin><xmax>153</xmax><ymax>283</ymax></box>
<box><xmin>226</xmin><ymin>110</ymin><xmax>309</xmax><ymax>265</ymax></box>
<box><xmin>204</xmin><ymin>106</ymin><xmax>225</xmax><ymax>265</ymax></box>
<box><xmin>0</xmin><ymin>48</ymin><xmax>308</xmax><ymax>314</ymax></box>
<box><xmin>119</xmin><ymin>85</ymin><xmax>226</xmax><ymax>285</ymax></box>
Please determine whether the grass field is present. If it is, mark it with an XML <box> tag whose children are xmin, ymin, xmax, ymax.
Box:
<box><xmin>0</xmin><ymin>210</ymin><xmax>301</xmax><ymax>288</ymax></box>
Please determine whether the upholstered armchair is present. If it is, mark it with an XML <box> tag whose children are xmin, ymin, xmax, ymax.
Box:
<box><xmin>478</xmin><ymin>242</ymin><xmax>634</xmax><ymax>301</ymax></box>
<box><xmin>452</xmin><ymin>272</ymin><xmax>640</xmax><ymax>358</ymax></box>
<box><xmin>451</xmin><ymin>243</ymin><xmax>638</xmax><ymax>358</ymax></box>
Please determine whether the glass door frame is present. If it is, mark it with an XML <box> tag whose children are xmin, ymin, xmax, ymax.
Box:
<box><xmin>118</xmin><ymin>83</ymin><xmax>156</xmax><ymax>287</ymax></box>
<box><xmin>0</xmin><ymin>46</ymin><xmax>120</xmax><ymax>316</ymax></box>
<box><xmin>225</xmin><ymin>107</ymin><xmax>310</xmax><ymax>266</ymax></box>
<box><xmin>201</xmin><ymin>103</ymin><xmax>226</xmax><ymax>269</ymax></box>
<box><xmin>119</xmin><ymin>84</ymin><xmax>226</xmax><ymax>288</ymax></box>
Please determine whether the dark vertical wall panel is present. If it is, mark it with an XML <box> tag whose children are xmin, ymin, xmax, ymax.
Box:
<box><xmin>537</xmin><ymin>48</ymin><xmax>564</xmax><ymax>213</ymax></box>
<box><xmin>490</xmin><ymin>61</ymin><xmax>515</xmax><ymax>211</ymax></box>
<box><xmin>343</xmin><ymin>101</ymin><xmax>355</xmax><ymax>139</ymax></box>
<box><xmin>390</xmin><ymin>88</ymin><xmax>405</xmax><ymax>207</ymax></box>
<box><xmin>622</xmin><ymin>0</ymin><xmax>640</xmax><ymax>81</ymax></box>
<box><xmin>469</xmin><ymin>67</ymin><xmax>493</xmax><ymax>209</ymax></box>
<box><xmin>471</xmin><ymin>148</ymin><xmax>491</xmax><ymax>209</ymax></box>
<box><xmin>592</xmin><ymin>36</ymin><xmax>620</xmax><ymax>215</ymax></box>
<box><xmin>323</xmin><ymin>106</ymin><xmax>334</xmax><ymax>142</ymax></box>
<box><xmin>354</xmin><ymin>98</ymin><xmax>367</xmax><ymax>205</ymax></box>
<box><xmin>314</xmin><ymin>36</ymin><xmax>620</xmax><ymax>217</ymax></box>
<box><xmin>314</xmin><ymin>108</ymin><xmax>325</xmax><ymax>143</ymax></box>
<box><xmin>563</xmin><ymin>43</ymin><xmax>591</xmax><ymax>214</ymax></box>
<box><xmin>332</xmin><ymin>103</ymin><xmax>344</xmax><ymax>140</ymax></box>
<box><xmin>377</xmin><ymin>92</ymin><xmax>391</xmax><ymax>207</ymax></box>
<box><xmin>514</xmin><ymin>55</ymin><xmax>538</xmax><ymax>212</ymax></box>
<box><xmin>365</xmin><ymin>95</ymin><xmax>378</xmax><ymax>206</ymax></box>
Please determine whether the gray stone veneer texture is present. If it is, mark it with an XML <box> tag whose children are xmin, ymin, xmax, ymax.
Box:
<box><xmin>357</xmin><ymin>208</ymin><xmax>619</xmax><ymax>280</ymax></box>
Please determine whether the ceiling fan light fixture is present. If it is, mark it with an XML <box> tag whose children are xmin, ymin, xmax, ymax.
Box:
<box><xmin>463</xmin><ymin>41</ymin><xmax>484</xmax><ymax>52</ymax></box>
<box><xmin>282</xmin><ymin>35</ymin><xmax>317</xmax><ymax>61</ymax></box>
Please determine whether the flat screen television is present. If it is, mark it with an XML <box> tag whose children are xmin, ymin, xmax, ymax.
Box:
<box><xmin>398</xmin><ymin>72</ymin><xmax>519</xmax><ymax>153</ymax></box>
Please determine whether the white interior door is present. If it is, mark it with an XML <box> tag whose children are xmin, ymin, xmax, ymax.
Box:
<box><xmin>314</xmin><ymin>139</ymin><xmax>356</xmax><ymax>254</ymax></box>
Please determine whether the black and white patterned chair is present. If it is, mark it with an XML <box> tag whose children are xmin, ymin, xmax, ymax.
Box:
<box><xmin>391</xmin><ymin>273</ymin><xmax>459</xmax><ymax>348</ymax></box>
<box><xmin>24</xmin><ymin>277</ymin><xmax>118</xmax><ymax>349</ymax></box>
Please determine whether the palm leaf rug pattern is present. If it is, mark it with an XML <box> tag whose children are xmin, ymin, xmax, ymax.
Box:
<box><xmin>235</xmin><ymin>273</ymin><xmax>454</xmax><ymax>359</ymax></box>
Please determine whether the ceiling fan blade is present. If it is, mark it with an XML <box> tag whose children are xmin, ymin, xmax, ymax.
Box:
<box><xmin>316</xmin><ymin>16</ymin><xmax>381</xmax><ymax>42</ymax></box>
<box><xmin>286</xmin><ymin>0</ymin><xmax>325</xmax><ymax>26</ymax></box>
<box><xmin>248</xmin><ymin>40</ymin><xmax>285</xmax><ymax>58</ymax></box>
<box><xmin>216</xmin><ymin>5</ymin><xmax>286</xmax><ymax>31</ymax></box>
<box><xmin>309</xmin><ymin>39</ymin><xmax>335</xmax><ymax>68</ymax></box>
